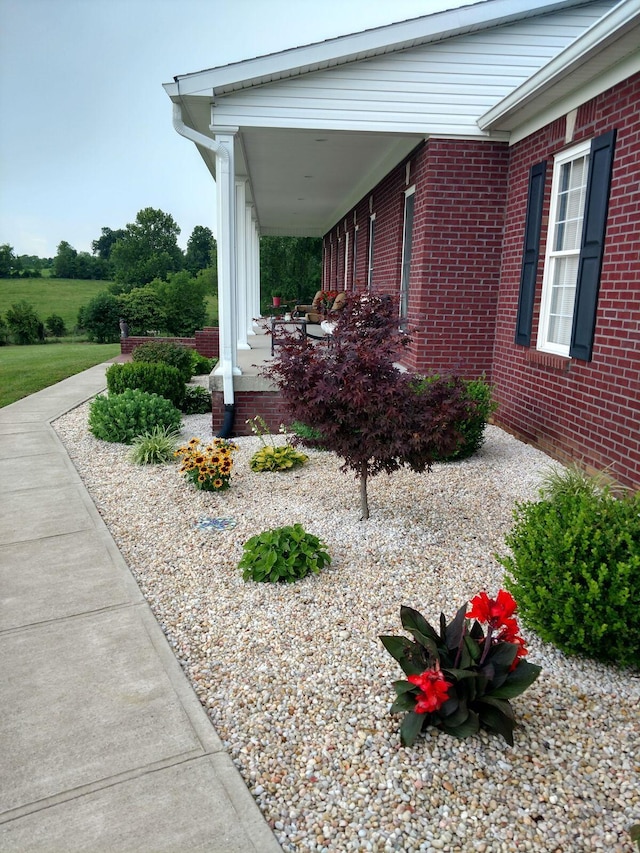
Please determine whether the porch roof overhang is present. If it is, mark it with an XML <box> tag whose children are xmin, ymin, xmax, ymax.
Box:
<box><xmin>163</xmin><ymin>0</ymin><xmax>611</xmax><ymax>238</ymax></box>
<box><xmin>478</xmin><ymin>0</ymin><xmax>640</xmax><ymax>142</ymax></box>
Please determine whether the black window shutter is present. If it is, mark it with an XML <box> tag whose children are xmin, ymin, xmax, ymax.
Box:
<box><xmin>515</xmin><ymin>161</ymin><xmax>546</xmax><ymax>346</ymax></box>
<box><xmin>570</xmin><ymin>129</ymin><xmax>617</xmax><ymax>361</ymax></box>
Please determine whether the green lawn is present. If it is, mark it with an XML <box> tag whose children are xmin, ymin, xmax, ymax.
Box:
<box><xmin>0</xmin><ymin>342</ymin><xmax>120</xmax><ymax>407</ymax></box>
<box><xmin>0</xmin><ymin>277</ymin><xmax>113</xmax><ymax>334</ymax></box>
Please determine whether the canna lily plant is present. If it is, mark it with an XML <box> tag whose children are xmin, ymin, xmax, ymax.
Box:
<box><xmin>380</xmin><ymin>590</ymin><xmax>541</xmax><ymax>746</ymax></box>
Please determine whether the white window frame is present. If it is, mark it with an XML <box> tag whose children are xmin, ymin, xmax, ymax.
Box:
<box><xmin>344</xmin><ymin>230</ymin><xmax>349</xmax><ymax>291</ymax></box>
<box><xmin>367</xmin><ymin>214</ymin><xmax>375</xmax><ymax>291</ymax></box>
<box><xmin>537</xmin><ymin>139</ymin><xmax>591</xmax><ymax>356</ymax></box>
<box><xmin>400</xmin><ymin>186</ymin><xmax>415</xmax><ymax>324</ymax></box>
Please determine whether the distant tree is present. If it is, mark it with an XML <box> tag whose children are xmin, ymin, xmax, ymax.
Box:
<box><xmin>151</xmin><ymin>270</ymin><xmax>207</xmax><ymax>335</ymax></box>
<box><xmin>75</xmin><ymin>251</ymin><xmax>110</xmax><ymax>280</ymax></box>
<box><xmin>260</xmin><ymin>236</ymin><xmax>322</xmax><ymax>305</ymax></box>
<box><xmin>110</xmin><ymin>207</ymin><xmax>183</xmax><ymax>290</ymax></box>
<box><xmin>92</xmin><ymin>227</ymin><xmax>126</xmax><ymax>260</ymax></box>
<box><xmin>5</xmin><ymin>300</ymin><xmax>45</xmax><ymax>344</ymax></box>
<box><xmin>45</xmin><ymin>314</ymin><xmax>67</xmax><ymax>337</ymax></box>
<box><xmin>78</xmin><ymin>292</ymin><xmax>121</xmax><ymax>343</ymax></box>
<box><xmin>185</xmin><ymin>225</ymin><xmax>215</xmax><ymax>274</ymax></box>
<box><xmin>53</xmin><ymin>241</ymin><xmax>78</xmax><ymax>278</ymax></box>
<box><xmin>0</xmin><ymin>244</ymin><xmax>17</xmax><ymax>278</ymax></box>
<box><xmin>265</xmin><ymin>294</ymin><xmax>472</xmax><ymax>519</ymax></box>
<box><xmin>118</xmin><ymin>285</ymin><xmax>165</xmax><ymax>335</ymax></box>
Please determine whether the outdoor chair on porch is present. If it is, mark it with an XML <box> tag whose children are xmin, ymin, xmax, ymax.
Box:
<box><xmin>304</xmin><ymin>290</ymin><xmax>347</xmax><ymax>324</ymax></box>
<box><xmin>294</xmin><ymin>290</ymin><xmax>323</xmax><ymax>317</ymax></box>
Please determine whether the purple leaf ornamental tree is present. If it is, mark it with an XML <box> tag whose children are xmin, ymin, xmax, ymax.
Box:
<box><xmin>264</xmin><ymin>294</ymin><xmax>474</xmax><ymax>520</ymax></box>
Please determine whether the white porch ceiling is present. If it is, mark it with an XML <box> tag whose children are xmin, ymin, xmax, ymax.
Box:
<box><xmin>174</xmin><ymin>96</ymin><xmax>424</xmax><ymax>238</ymax></box>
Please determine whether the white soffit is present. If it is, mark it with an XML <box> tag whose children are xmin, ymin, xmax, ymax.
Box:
<box><xmin>479</xmin><ymin>0</ymin><xmax>640</xmax><ymax>139</ymax></box>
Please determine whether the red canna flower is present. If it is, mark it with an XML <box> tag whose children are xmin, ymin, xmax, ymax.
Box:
<box><xmin>408</xmin><ymin>665</ymin><xmax>451</xmax><ymax>714</ymax></box>
<box><xmin>467</xmin><ymin>589</ymin><xmax>517</xmax><ymax>629</ymax></box>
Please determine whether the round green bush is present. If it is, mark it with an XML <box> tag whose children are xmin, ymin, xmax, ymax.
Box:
<box><xmin>106</xmin><ymin>361</ymin><xmax>185</xmax><ymax>409</ymax></box>
<box><xmin>413</xmin><ymin>375</ymin><xmax>496</xmax><ymax>461</ymax></box>
<box><xmin>88</xmin><ymin>389</ymin><xmax>182</xmax><ymax>444</ymax></box>
<box><xmin>132</xmin><ymin>341</ymin><xmax>193</xmax><ymax>382</ymax></box>
<box><xmin>499</xmin><ymin>474</ymin><xmax>640</xmax><ymax>668</ymax></box>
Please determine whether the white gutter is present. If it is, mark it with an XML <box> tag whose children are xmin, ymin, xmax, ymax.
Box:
<box><xmin>171</xmin><ymin>102</ymin><xmax>236</xmax><ymax>407</ymax></box>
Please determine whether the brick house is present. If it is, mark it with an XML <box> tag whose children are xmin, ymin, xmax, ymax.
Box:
<box><xmin>165</xmin><ymin>0</ymin><xmax>639</xmax><ymax>488</ymax></box>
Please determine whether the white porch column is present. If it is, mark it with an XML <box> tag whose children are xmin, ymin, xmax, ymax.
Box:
<box><xmin>245</xmin><ymin>204</ymin><xmax>256</xmax><ymax>337</ymax></box>
<box><xmin>213</xmin><ymin>129</ymin><xmax>241</xmax><ymax>403</ymax></box>
<box><xmin>253</xmin><ymin>215</ymin><xmax>261</xmax><ymax>319</ymax></box>
<box><xmin>235</xmin><ymin>178</ymin><xmax>250</xmax><ymax>350</ymax></box>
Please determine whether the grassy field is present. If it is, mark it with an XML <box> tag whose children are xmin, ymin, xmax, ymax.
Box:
<box><xmin>0</xmin><ymin>342</ymin><xmax>120</xmax><ymax>407</ymax></box>
<box><xmin>0</xmin><ymin>277</ymin><xmax>219</xmax><ymax>333</ymax></box>
<box><xmin>0</xmin><ymin>277</ymin><xmax>113</xmax><ymax>334</ymax></box>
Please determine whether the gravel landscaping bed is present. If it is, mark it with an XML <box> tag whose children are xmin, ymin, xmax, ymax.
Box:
<box><xmin>54</xmin><ymin>405</ymin><xmax>640</xmax><ymax>853</ymax></box>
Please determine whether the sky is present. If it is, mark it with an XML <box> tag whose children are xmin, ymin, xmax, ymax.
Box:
<box><xmin>0</xmin><ymin>0</ymin><xmax>477</xmax><ymax>258</ymax></box>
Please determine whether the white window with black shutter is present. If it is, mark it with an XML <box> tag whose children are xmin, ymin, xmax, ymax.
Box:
<box><xmin>523</xmin><ymin>130</ymin><xmax>616</xmax><ymax>361</ymax></box>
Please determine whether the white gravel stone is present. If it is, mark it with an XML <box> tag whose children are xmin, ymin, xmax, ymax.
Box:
<box><xmin>53</xmin><ymin>406</ymin><xmax>640</xmax><ymax>853</ymax></box>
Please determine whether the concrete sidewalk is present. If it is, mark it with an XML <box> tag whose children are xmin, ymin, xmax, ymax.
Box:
<box><xmin>0</xmin><ymin>363</ymin><xmax>281</xmax><ymax>852</ymax></box>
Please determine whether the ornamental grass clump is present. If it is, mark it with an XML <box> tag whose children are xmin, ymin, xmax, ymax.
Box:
<box><xmin>175</xmin><ymin>437</ymin><xmax>238</xmax><ymax>491</ymax></box>
<box><xmin>128</xmin><ymin>425</ymin><xmax>181</xmax><ymax>465</ymax></box>
<box><xmin>239</xmin><ymin>523</ymin><xmax>330</xmax><ymax>583</ymax></box>
<box><xmin>247</xmin><ymin>416</ymin><xmax>308</xmax><ymax>472</ymax></box>
<box><xmin>380</xmin><ymin>590</ymin><xmax>541</xmax><ymax>746</ymax></box>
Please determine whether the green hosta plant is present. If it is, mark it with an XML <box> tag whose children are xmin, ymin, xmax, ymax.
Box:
<box><xmin>247</xmin><ymin>416</ymin><xmax>308</xmax><ymax>472</ymax></box>
<box><xmin>239</xmin><ymin>523</ymin><xmax>330</xmax><ymax>583</ymax></box>
<box><xmin>380</xmin><ymin>590</ymin><xmax>541</xmax><ymax>746</ymax></box>
<box><xmin>128</xmin><ymin>425</ymin><xmax>181</xmax><ymax>465</ymax></box>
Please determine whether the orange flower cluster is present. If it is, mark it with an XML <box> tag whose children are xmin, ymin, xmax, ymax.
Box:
<box><xmin>175</xmin><ymin>436</ymin><xmax>238</xmax><ymax>492</ymax></box>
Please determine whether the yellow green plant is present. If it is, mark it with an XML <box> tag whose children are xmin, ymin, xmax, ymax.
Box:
<box><xmin>247</xmin><ymin>416</ymin><xmax>308</xmax><ymax>472</ymax></box>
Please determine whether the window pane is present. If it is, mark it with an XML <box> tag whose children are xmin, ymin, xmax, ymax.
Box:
<box><xmin>553</xmin><ymin>155</ymin><xmax>589</xmax><ymax>251</ymax></box>
<box><xmin>547</xmin><ymin>255</ymin><xmax>578</xmax><ymax>345</ymax></box>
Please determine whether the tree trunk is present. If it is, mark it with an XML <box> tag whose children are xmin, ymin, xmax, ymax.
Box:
<box><xmin>359</xmin><ymin>465</ymin><xmax>369</xmax><ymax>520</ymax></box>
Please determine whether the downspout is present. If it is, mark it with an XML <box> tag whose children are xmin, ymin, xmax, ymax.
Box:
<box><xmin>171</xmin><ymin>102</ymin><xmax>235</xmax><ymax>432</ymax></box>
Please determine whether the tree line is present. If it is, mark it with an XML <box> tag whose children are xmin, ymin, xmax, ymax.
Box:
<box><xmin>1</xmin><ymin>206</ymin><xmax>322</xmax><ymax>344</ymax></box>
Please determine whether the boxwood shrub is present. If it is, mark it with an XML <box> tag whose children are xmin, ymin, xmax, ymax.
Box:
<box><xmin>106</xmin><ymin>362</ymin><xmax>185</xmax><ymax>409</ymax></box>
<box><xmin>498</xmin><ymin>468</ymin><xmax>640</xmax><ymax>668</ymax></box>
<box><xmin>132</xmin><ymin>341</ymin><xmax>193</xmax><ymax>382</ymax></box>
<box><xmin>413</xmin><ymin>374</ymin><xmax>496</xmax><ymax>461</ymax></box>
<box><xmin>89</xmin><ymin>389</ymin><xmax>182</xmax><ymax>444</ymax></box>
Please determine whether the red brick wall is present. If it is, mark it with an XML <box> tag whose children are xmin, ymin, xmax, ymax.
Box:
<box><xmin>491</xmin><ymin>73</ymin><xmax>640</xmax><ymax>488</ymax></box>
<box><xmin>211</xmin><ymin>390</ymin><xmax>290</xmax><ymax>436</ymax></box>
<box><xmin>323</xmin><ymin>139</ymin><xmax>509</xmax><ymax>377</ymax></box>
<box><xmin>120</xmin><ymin>328</ymin><xmax>219</xmax><ymax>358</ymax></box>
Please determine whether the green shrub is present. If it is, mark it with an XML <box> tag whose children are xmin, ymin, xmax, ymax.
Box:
<box><xmin>5</xmin><ymin>300</ymin><xmax>44</xmax><ymax>344</ymax></box>
<box><xmin>128</xmin><ymin>425</ymin><xmax>182</xmax><ymax>464</ymax></box>
<box><xmin>182</xmin><ymin>385</ymin><xmax>212</xmax><ymax>414</ymax></box>
<box><xmin>288</xmin><ymin>420</ymin><xmax>326</xmax><ymax>447</ymax></box>
<box><xmin>239</xmin><ymin>524</ymin><xmax>330</xmax><ymax>583</ymax></box>
<box><xmin>498</xmin><ymin>468</ymin><xmax>640</xmax><ymax>668</ymax></box>
<box><xmin>190</xmin><ymin>351</ymin><xmax>216</xmax><ymax>375</ymax></box>
<box><xmin>131</xmin><ymin>340</ymin><xmax>193</xmax><ymax>382</ymax></box>
<box><xmin>45</xmin><ymin>314</ymin><xmax>67</xmax><ymax>337</ymax></box>
<box><xmin>106</xmin><ymin>362</ymin><xmax>185</xmax><ymax>409</ymax></box>
<box><xmin>88</xmin><ymin>389</ymin><xmax>182</xmax><ymax>444</ymax></box>
<box><xmin>413</xmin><ymin>374</ymin><xmax>496</xmax><ymax>461</ymax></box>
